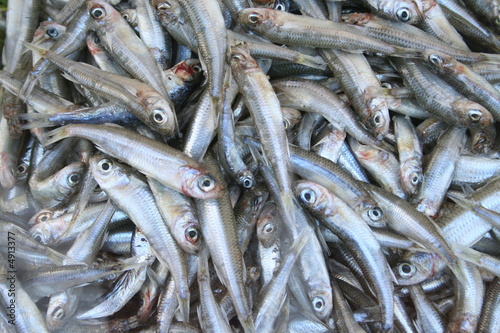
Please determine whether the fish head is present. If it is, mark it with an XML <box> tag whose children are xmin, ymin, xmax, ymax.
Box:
<box><xmin>29</xmin><ymin>223</ymin><xmax>54</xmax><ymax>245</ymax></box>
<box><xmin>173</xmin><ymin>210</ymin><xmax>201</xmax><ymax>254</ymax></box>
<box><xmin>120</xmin><ymin>9</ymin><xmax>138</xmax><ymax>28</ymax></box>
<box><xmin>294</xmin><ymin>180</ymin><xmax>337</xmax><ymax>217</ymax></box>
<box><xmin>237</xmin><ymin>8</ymin><xmax>280</xmax><ymax>33</ymax></box>
<box><xmin>229</xmin><ymin>43</ymin><xmax>258</xmax><ymax>73</ymax></box>
<box><xmin>32</xmin><ymin>21</ymin><xmax>66</xmax><ymax>44</ymax></box>
<box><xmin>256</xmin><ymin>202</ymin><xmax>279</xmax><ymax>247</ymax></box>
<box><xmin>393</xmin><ymin>251</ymin><xmax>441</xmax><ymax>285</ymax></box>
<box><xmin>377</xmin><ymin>0</ymin><xmax>424</xmax><ymax>24</ymax></box>
<box><xmin>400</xmin><ymin>159</ymin><xmax>422</xmax><ymax>196</ymax></box>
<box><xmin>451</xmin><ymin>99</ymin><xmax>494</xmax><ymax>128</ymax></box>
<box><xmin>141</xmin><ymin>95</ymin><xmax>176</xmax><ymax>136</ymax></box>
<box><xmin>308</xmin><ymin>283</ymin><xmax>334</xmax><ymax>321</ymax></box>
<box><xmin>86</xmin><ymin>31</ymin><xmax>104</xmax><ymax>55</ymax></box>
<box><xmin>46</xmin><ymin>290</ymin><xmax>79</xmax><ymax>332</ymax></box>
<box><xmin>178</xmin><ymin>166</ymin><xmax>226</xmax><ymax>199</ymax></box>
<box><xmin>54</xmin><ymin>162</ymin><xmax>86</xmax><ymax>195</ymax></box>
<box><xmin>171</xmin><ymin>59</ymin><xmax>203</xmax><ymax>83</ymax></box>
<box><xmin>88</xmin><ymin>0</ymin><xmax>120</xmax><ymax>28</ymax></box>
<box><xmin>89</xmin><ymin>155</ymin><xmax>131</xmax><ymax>191</ymax></box>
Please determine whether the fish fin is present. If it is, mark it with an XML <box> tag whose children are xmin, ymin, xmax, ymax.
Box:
<box><xmin>413</xmin><ymin>318</ymin><xmax>424</xmax><ymax>333</ymax></box>
<box><xmin>387</xmin><ymin>261</ymin><xmax>399</xmax><ymax>285</ymax></box>
<box><xmin>46</xmin><ymin>248</ymin><xmax>69</xmax><ymax>265</ymax></box>
<box><xmin>391</xmin><ymin>47</ymin><xmax>423</xmax><ymax>59</ymax></box>
<box><xmin>60</xmin><ymin>72</ymin><xmax>81</xmax><ymax>85</ymax></box>
<box><xmin>448</xmin><ymin>193</ymin><xmax>500</xmax><ymax>228</ymax></box>
<box><xmin>19</xmin><ymin>112</ymin><xmax>55</xmax><ymax>129</ymax></box>
<box><xmin>296</xmin><ymin>54</ymin><xmax>327</xmax><ymax>70</ymax></box>
<box><xmin>313</xmin><ymin>222</ymin><xmax>331</xmax><ymax>256</ymax></box>
<box><xmin>145</xmin><ymin>266</ymin><xmax>163</xmax><ymax>286</ymax></box>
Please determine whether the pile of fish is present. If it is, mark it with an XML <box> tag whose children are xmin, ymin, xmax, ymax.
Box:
<box><xmin>1</xmin><ymin>0</ymin><xmax>500</xmax><ymax>332</ymax></box>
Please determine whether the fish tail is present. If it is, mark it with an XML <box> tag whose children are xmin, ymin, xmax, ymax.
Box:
<box><xmin>19</xmin><ymin>112</ymin><xmax>55</xmax><ymax>129</ymax></box>
<box><xmin>480</xmin><ymin>52</ymin><xmax>500</xmax><ymax>64</ymax></box>
<box><xmin>240</xmin><ymin>316</ymin><xmax>256</xmax><ymax>333</ymax></box>
<box><xmin>296</xmin><ymin>54</ymin><xmax>327</xmax><ymax>70</ymax></box>
<box><xmin>177</xmin><ymin>292</ymin><xmax>191</xmax><ymax>323</ymax></box>
<box><xmin>43</xmin><ymin>125</ymin><xmax>71</xmax><ymax>147</ymax></box>
<box><xmin>46</xmin><ymin>248</ymin><xmax>68</xmax><ymax>265</ymax></box>
<box><xmin>288</xmin><ymin>228</ymin><xmax>312</xmax><ymax>256</ymax></box>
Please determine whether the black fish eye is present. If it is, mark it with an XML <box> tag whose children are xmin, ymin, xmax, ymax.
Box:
<box><xmin>243</xmin><ymin>177</ymin><xmax>253</xmax><ymax>188</ymax></box>
<box><xmin>198</xmin><ymin>175</ymin><xmax>216</xmax><ymax>192</ymax></box>
<box><xmin>37</xmin><ymin>212</ymin><xmax>51</xmax><ymax>223</ymax></box>
<box><xmin>428</xmin><ymin>54</ymin><xmax>443</xmax><ymax>66</ymax></box>
<box><xmin>152</xmin><ymin>109</ymin><xmax>167</xmax><ymax>124</ymax></box>
<box><xmin>248</xmin><ymin>13</ymin><xmax>260</xmax><ymax>24</ymax></box>
<box><xmin>264</xmin><ymin>223</ymin><xmax>274</xmax><ymax>234</ymax></box>
<box><xmin>98</xmin><ymin>158</ymin><xmax>113</xmax><ymax>173</ymax></box>
<box><xmin>157</xmin><ymin>2</ymin><xmax>171</xmax><ymax>11</ymax></box>
<box><xmin>52</xmin><ymin>306</ymin><xmax>66</xmax><ymax>320</ymax></box>
<box><xmin>312</xmin><ymin>297</ymin><xmax>325</xmax><ymax>311</ymax></box>
<box><xmin>67</xmin><ymin>173</ymin><xmax>81</xmax><ymax>186</ymax></box>
<box><xmin>468</xmin><ymin>109</ymin><xmax>482</xmax><ymax>122</ymax></box>
<box><xmin>46</xmin><ymin>27</ymin><xmax>59</xmax><ymax>38</ymax></box>
<box><xmin>373</xmin><ymin>112</ymin><xmax>383</xmax><ymax>127</ymax></box>
<box><xmin>17</xmin><ymin>163</ymin><xmax>28</xmax><ymax>174</ymax></box>
<box><xmin>397</xmin><ymin>262</ymin><xmax>416</xmax><ymax>278</ymax></box>
<box><xmin>91</xmin><ymin>7</ymin><xmax>106</xmax><ymax>19</ymax></box>
<box><xmin>275</xmin><ymin>3</ymin><xmax>285</xmax><ymax>11</ymax></box>
<box><xmin>368</xmin><ymin>207</ymin><xmax>383</xmax><ymax>221</ymax></box>
<box><xmin>396</xmin><ymin>7</ymin><xmax>411</xmax><ymax>22</ymax></box>
<box><xmin>300</xmin><ymin>189</ymin><xmax>316</xmax><ymax>205</ymax></box>
<box><xmin>185</xmin><ymin>227</ymin><xmax>200</xmax><ymax>242</ymax></box>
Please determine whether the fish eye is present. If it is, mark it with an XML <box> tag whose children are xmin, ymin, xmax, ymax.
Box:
<box><xmin>67</xmin><ymin>173</ymin><xmax>81</xmax><ymax>186</ymax></box>
<box><xmin>93</xmin><ymin>35</ymin><xmax>101</xmax><ymax>45</ymax></box>
<box><xmin>242</xmin><ymin>177</ymin><xmax>253</xmax><ymax>188</ymax></box>
<box><xmin>37</xmin><ymin>212</ymin><xmax>52</xmax><ymax>223</ymax></box>
<box><xmin>91</xmin><ymin>6</ymin><xmax>106</xmax><ymax>19</ymax></box>
<box><xmin>156</xmin><ymin>2</ymin><xmax>171</xmax><ymax>11</ymax></box>
<box><xmin>231</xmin><ymin>53</ymin><xmax>245</xmax><ymax>62</ymax></box>
<box><xmin>372</xmin><ymin>111</ymin><xmax>384</xmax><ymax>127</ymax></box>
<box><xmin>98</xmin><ymin>158</ymin><xmax>113</xmax><ymax>173</ymax></box>
<box><xmin>410</xmin><ymin>172</ymin><xmax>421</xmax><ymax>185</ymax></box>
<box><xmin>185</xmin><ymin>227</ymin><xmax>200</xmax><ymax>243</ymax></box>
<box><xmin>312</xmin><ymin>296</ymin><xmax>325</xmax><ymax>312</ymax></box>
<box><xmin>396</xmin><ymin>7</ymin><xmax>412</xmax><ymax>22</ymax></box>
<box><xmin>46</xmin><ymin>27</ymin><xmax>59</xmax><ymax>38</ymax></box>
<box><xmin>191</xmin><ymin>63</ymin><xmax>202</xmax><ymax>72</ymax></box>
<box><xmin>300</xmin><ymin>188</ymin><xmax>316</xmax><ymax>205</ymax></box>
<box><xmin>33</xmin><ymin>233</ymin><xmax>44</xmax><ymax>243</ymax></box>
<box><xmin>52</xmin><ymin>306</ymin><xmax>66</xmax><ymax>320</ymax></box>
<box><xmin>368</xmin><ymin>207</ymin><xmax>383</xmax><ymax>221</ymax></box>
<box><xmin>248</xmin><ymin>13</ymin><xmax>260</xmax><ymax>24</ymax></box>
<box><xmin>428</xmin><ymin>54</ymin><xmax>443</xmax><ymax>66</ymax></box>
<box><xmin>397</xmin><ymin>262</ymin><xmax>416</xmax><ymax>278</ymax></box>
<box><xmin>152</xmin><ymin>109</ymin><xmax>168</xmax><ymax>124</ymax></box>
<box><xmin>17</xmin><ymin>163</ymin><xmax>28</xmax><ymax>175</ymax></box>
<box><xmin>468</xmin><ymin>109</ymin><xmax>483</xmax><ymax>122</ymax></box>
<box><xmin>264</xmin><ymin>223</ymin><xmax>275</xmax><ymax>234</ymax></box>
<box><xmin>198</xmin><ymin>175</ymin><xmax>216</xmax><ymax>192</ymax></box>
<box><xmin>381</xmin><ymin>82</ymin><xmax>392</xmax><ymax>89</ymax></box>
<box><xmin>122</xmin><ymin>13</ymin><xmax>129</xmax><ymax>21</ymax></box>
<box><xmin>275</xmin><ymin>3</ymin><xmax>285</xmax><ymax>11</ymax></box>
